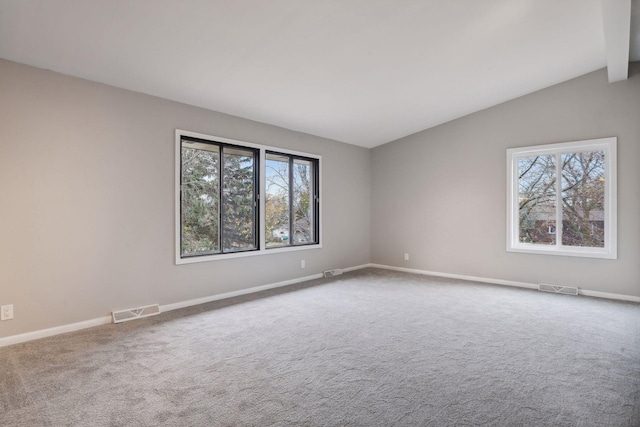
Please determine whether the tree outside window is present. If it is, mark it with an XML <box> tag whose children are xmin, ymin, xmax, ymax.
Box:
<box><xmin>180</xmin><ymin>140</ymin><xmax>257</xmax><ymax>257</ymax></box>
<box><xmin>265</xmin><ymin>152</ymin><xmax>317</xmax><ymax>248</ymax></box>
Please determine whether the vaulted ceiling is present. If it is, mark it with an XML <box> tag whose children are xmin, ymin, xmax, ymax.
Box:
<box><xmin>1</xmin><ymin>0</ymin><xmax>638</xmax><ymax>148</ymax></box>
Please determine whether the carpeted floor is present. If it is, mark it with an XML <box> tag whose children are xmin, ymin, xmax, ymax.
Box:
<box><xmin>1</xmin><ymin>268</ymin><xmax>639</xmax><ymax>426</ymax></box>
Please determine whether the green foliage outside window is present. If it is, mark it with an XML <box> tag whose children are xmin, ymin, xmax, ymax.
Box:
<box><xmin>181</xmin><ymin>142</ymin><xmax>256</xmax><ymax>256</ymax></box>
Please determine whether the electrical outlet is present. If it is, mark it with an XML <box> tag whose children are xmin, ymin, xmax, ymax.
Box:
<box><xmin>1</xmin><ymin>304</ymin><xmax>14</xmax><ymax>321</ymax></box>
<box><xmin>301</xmin><ymin>260</ymin><xmax>306</xmax><ymax>269</ymax></box>
<box><xmin>404</xmin><ymin>253</ymin><xmax>409</xmax><ymax>261</ymax></box>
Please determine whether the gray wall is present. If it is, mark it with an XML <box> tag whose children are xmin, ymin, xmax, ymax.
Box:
<box><xmin>0</xmin><ymin>59</ymin><xmax>371</xmax><ymax>338</ymax></box>
<box><xmin>2</xmin><ymin>57</ymin><xmax>639</xmax><ymax>340</ymax></box>
<box><xmin>372</xmin><ymin>64</ymin><xmax>640</xmax><ymax>298</ymax></box>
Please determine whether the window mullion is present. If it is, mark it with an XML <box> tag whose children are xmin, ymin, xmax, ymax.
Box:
<box><xmin>179</xmin><ymin>144</ymin><xmax>184</xmax><ymax>255</ymax></box>
<box><xmin>313</xmin><ymin>161</ymin><xmax>318</xmax><ymax>242</ymax></box>
<box><xmin>555</xmin><ymin>152</ymin><xmax>562</xmax><ymax>248</ymax></box>
<box><xmin>253</xmin><ymin>149</ymin><xmax>259</xmax><ymax>250</ymax></box>
<box><xmin>289</xmin><ymin>157</ymin><xmax>294</xmax><ymax>246</ymax></box>
<box><xmin>219</xmin><ymin>144</ymin><xmax>225</xmax><ymax>253</ymax></box>
<box><xmin>258</xmin><ymin>149</ymin><xmax>266</xmax><ymax>251</ymax></box>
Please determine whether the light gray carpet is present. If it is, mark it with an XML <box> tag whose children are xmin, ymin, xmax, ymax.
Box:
<box><xmin>1</xmin><ymin>268</ymin><xmax>639</xmax><ymax>426</ymax></box>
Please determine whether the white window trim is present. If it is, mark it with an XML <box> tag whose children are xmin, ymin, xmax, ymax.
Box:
<box><xmin>506</xmin><ymin>137</ymin><xmax>617</xmax><ymax>259</ymax></box>
<box><xmin>175</xmin><ymin>129</ymin><xmax>322</xmax><ymax>265</ymax></box>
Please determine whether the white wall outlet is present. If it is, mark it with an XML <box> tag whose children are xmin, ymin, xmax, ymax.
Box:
<box><xmin>404</xmin><ymin>253</ymin><xmax>409</xmax><ymax>261</ymax></box>
<box><xmin>301</xmin><ymin>260</ymin><xmax>306</xmax><ymax>269</ymax></box>
<box><xmin>1</xmin><ymin>304</ymin><xmax>14</xmax><ymax>321</ymax></box>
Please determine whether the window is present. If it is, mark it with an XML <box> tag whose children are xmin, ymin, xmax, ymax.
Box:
<box><xmin>506</xmin><ymin>137</ymin><xmax>616</xmax><ymax>259</ymax></box>
<box><xmin>265</xmin><ymin>152</ymin><xmax>319</xmax><ymax>248</ymax></box>
<box><xmin>180</xmin><ymin>138</ymin><xmax>258</xmax><ymax>257</ymax></box>
<box><xmin>176</xmin><ymin>131</ymin><xmax>321</xmax><ymax>264</ymax></box>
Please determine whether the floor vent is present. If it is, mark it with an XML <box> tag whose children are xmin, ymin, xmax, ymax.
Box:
<box><xmin>323</xmin><ymin>269</ymin><xmax>343</xmax><ymax>278</ymax></box>
<box><xmin>538</xmin><ymin>283</ymin><xmax>579</xmax><ymax>296</ymax></box>
<box><xmin>112</xmin><ymin>304</ymin><xmax>160</xmax><ymax>324</ymax></box>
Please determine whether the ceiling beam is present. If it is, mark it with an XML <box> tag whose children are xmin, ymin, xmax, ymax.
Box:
<box><xmin>601</xmin><ymin>0</ymin><xmax>631</xmax><ymax>82</ymax></box>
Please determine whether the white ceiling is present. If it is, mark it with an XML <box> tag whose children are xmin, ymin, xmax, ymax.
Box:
<box><xmin>0</xmin><ymin>0</ymin><xmax>638</xmax><ymax>148</ymax></box>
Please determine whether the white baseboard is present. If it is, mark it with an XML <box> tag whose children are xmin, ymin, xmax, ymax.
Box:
<box><xmin>341</xmin><ymin>263</ymin><xmax>371</xmax><ymax>273</ymax></box>
<box><xmin>369</xmin><ymin>263</ymin><xmax>640</xmax><ymax>303</ymax></box>
<box><xmin>0</xmin><ymin>265</ymin><xmax>371</xmax><ymax>348</ymax></box>
<box><xmin>2</xmin><ymin>262</ymin><xmax>635</xmax><ymax>348</ymax></box>
<box><xmin>161</xmin><ymin>264</ymin><xmax>371</xmax><ymax>313</ymax></box>
<box><xmin>0</xmin><ymin>316</ymin><xmax>112</xmax><ymax>348</ymax></box>
<box><xmin>579</xmin><ymin>289</ymin><xmax>640</xmax><ymax>302</ymax></box>
<box><xmin>160</xmin><ymin>272</ymin><xmax>324</xmax><ymax>312</ymax></box>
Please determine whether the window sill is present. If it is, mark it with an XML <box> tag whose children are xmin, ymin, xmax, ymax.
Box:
<box><xmin>507</xmin><ymin>244</ymin><xmax>616</xmax><ymax>260</ymax></box>
<box><xmin>176</xmin><ymin>243</ymin><xmax>322</xmax><ymax>265</ymax></box>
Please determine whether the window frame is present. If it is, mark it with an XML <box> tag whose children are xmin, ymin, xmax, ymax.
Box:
<box><xmin>506</xmin><ymin>137</ymin><xmax>617</xmax><ymax>259</ymax></box>
<box><xmin>265</xmin><ymin>151</ymin><xmax>320</xmax><ymax>250</ymax></box>
<box><xmin>179</xmin><ymin>136</ymin><xmax>260</xmax><ymax>258</ymax></box>
<box><xmin>175</xmin><ymin>130</ymin><xmax>322</xmax><ymax>265</ymax></box>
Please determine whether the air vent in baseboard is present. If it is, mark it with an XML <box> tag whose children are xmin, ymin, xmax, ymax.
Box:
<box><xmin>112</xmin><ymin>304</ymin><xmax>160</xmax><ymax>323</ymax></box>
<box><xmin>538</xmin><ymin>283</ymin><xmax>579</xmax><ymax>296</ymax></box>
<box><xmin>323</xmin><ymin>269</ymin><xmax>343</xmax><ymax>278</ymax></box>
